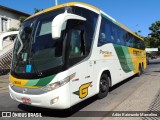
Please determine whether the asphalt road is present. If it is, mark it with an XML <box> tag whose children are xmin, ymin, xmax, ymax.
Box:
<box><xmin>0</xmin><ymin>58</ymin><xmax>160</xmax><ymax>120</ymax></box>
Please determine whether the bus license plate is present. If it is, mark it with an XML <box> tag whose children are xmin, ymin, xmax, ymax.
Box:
<box><xmin>21</xmin><ymin>97</ymin><xmax>31</xmax><ymax>104</ymax></box>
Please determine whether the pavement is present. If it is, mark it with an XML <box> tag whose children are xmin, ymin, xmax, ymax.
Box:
<box><xmin>0</xmin><ymin>58</ymin><xmax>160</xmax><ymax>120</ymax></box>
<box><xmin>0</xmin><ymin>74</ymin><xmax>9</xmax><ymax>93</ymax></box>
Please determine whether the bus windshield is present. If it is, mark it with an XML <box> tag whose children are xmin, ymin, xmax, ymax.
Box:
<box><xmin>11</xmin><ymin>6</ymin><xmax>98</xmax><ymax>79</ymax></box>
<box><xmin>12</xmin><ymin>8</ymin><xmax>65</xmax><ymax>75</ymax></box>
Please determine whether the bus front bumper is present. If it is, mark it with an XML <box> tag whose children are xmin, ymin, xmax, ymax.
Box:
<box><xmin>9</xmin><ymin>84</ymin><xmax>71</xmax><ymax>109</ymax></box>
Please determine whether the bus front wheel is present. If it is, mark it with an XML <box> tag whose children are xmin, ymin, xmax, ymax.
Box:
<box><xmin>97</xmin><ymin>74</ymin><xmax>110</xmax><ymax>99</ymax></box>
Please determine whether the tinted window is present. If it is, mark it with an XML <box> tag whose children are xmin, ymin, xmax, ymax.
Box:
<box><xmin>69</xmin><ymin>29</ymin><xmax>85</xmax><ymax>58</ymax></box>
<box><xmin>125</xmin><ymin>32</ymin><xmax>134</xmax><ymax>47</ymax></box>
<box><xmin>97</xmin><ymin>15</ymin><xmax>145</xmax><ymax>50</ymax></box>
<box><xmin>72</xmin><ymin>7</ymin><xmax>98</xmax><ymax>54</ymax></box>
<box><xmin>116</xmin><ymin>27</ymin><xmax>125</xmax><ymax>45</ymax></box>
<box><xmin>98</xmin><ymin>17</ymin><xmax>115</xmax><ymax>46</ymax></box>
<box><xmin>98</xmin><ymin>17</ymin><xmax>125</xmax><ymax>47</ymax></box>
<box><xmin>68</xmin><ymin>28</ymin><xmax>86</xmax><ymax>67</ymax></box>
<box><xmin>98</xmin><ymin>18</ymin><xmax>107</xmax><ymax>46</ymax></box>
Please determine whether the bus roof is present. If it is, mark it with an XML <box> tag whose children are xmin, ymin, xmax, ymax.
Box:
<box><xmin>26</xmin><ymin>2</ymin><xmax>100</xmax><ymax>20</ymax></box>
<box><xmin>26</xmin><ymin>2</ymin><xmax>143</xmax><ymax>41</ymax></box>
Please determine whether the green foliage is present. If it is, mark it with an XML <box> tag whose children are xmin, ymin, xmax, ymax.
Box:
<box><xmin>34</xmin><ymin>8</ymin><xmax>43</xmax><ymax>13</ymax></box>
<box><xmin>135</xmin><ymin>30</ymin><xmax>143</xmax><ymax>38</ymax></box>
<box><xmin>148</xmin><ymin>21</ymin><xmax>160</xmax><ymax>48</ymax></box>
<box><xmin>144</xmin><ymin>36</ymin><xmax>151</xmax><ymax>48</ymax></box>
<box><xmin>8</xmin><ymin>27</ymin><xmax>18</xmax><ymax>32</ymax></box>
<box><xmin>19</xmin><ymin>16</ymin><xmax>27</xmax><ymax>26</ymax></box>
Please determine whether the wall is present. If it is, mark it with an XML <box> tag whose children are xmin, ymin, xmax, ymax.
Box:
<box><xmin>0</xmin><ymin>8</ymin><xmax>23</xmax><ymax>34</ymax></box>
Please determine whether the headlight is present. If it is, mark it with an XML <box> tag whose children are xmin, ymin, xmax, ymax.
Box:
<box><xmin>42</xmin><ymin>73</ymin><xmax>75</xmax><ymax>91</ymax></box>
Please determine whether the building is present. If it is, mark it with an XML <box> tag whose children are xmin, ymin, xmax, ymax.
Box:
<box><xmin>145</xmin><ymin>48</ymin><xmax>158</xmax><ymax>53</ymax></box>
<box><xmin>0</xmin><ymin>5</ymin><xmax>30</xmax><ymax>34</ymax></box>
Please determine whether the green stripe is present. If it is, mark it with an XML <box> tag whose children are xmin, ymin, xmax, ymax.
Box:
<box><xmin>25</xmin><ymin>79</ymin><xmax>39</xmax><ymax>86</ymax></box>
<box><xmin>24</xmin><ymin>74</ymin><xmax>56</xmax><ymax>87</ymax></box>
<box><xmin>35</xmin><ymin>74</ymin><xmax>56</xmax><ymax>86</ymax></box>
<box><xmin>114</xmin><ymin>45</ymin><xmax>134</xmax><ymax>73</ymax></box>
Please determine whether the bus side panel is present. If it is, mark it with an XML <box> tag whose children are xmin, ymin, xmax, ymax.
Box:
<box><xmin>92</xmin><ymin>44</ymin><xmax>127</xmax><ymax>88</ymax></box>
<box><xmin>69</xmin><ymin>61</ymin><xmax>96</xmax><ymax>107</ymax></box>
<box><xmin>128</xmin><ymin>47</ymin><xmax>147</xmax><ymax>74</ymax></box>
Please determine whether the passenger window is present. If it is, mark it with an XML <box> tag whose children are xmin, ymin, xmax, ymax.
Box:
<box><xmin>98</xmin><ymin>32</ymin><xmax>107</xmax><ymax>46</ymax></box>
<box><xmin>125</xmin><ymin>32</ymin><xmax>133</xmax><ymax>47</ymax></box>
<box><xmin>98</xmin><ymin>18</ymin><xmax>107</xmax><ymax>47</ymax></box>
<box><xmin>110</xmin><ymin>24</ymin><xmax>116</xmax><ymax>43</ymax></box>
<box><xmin>136</xmin><ymin>38</ymin><xmax>141</xmax><ymax>49</ymax></box>
<box><xmin>115</xmin><ymin>27</ymin><xmax>121</xmax><ymax>45</ymax></box>
<box><xmin>116</xmin><ymin>27</ymin><xmax>125</xmax><ymax>45</ymax></box>
<box><xmin>132</xmin><ymin>37</ymin><xmax>136</xmax><ymax>48</ymax></box>
<box><xmin>105</xmin><ymin>22</ymin><xmax>111</xmax><ymax>43</ymax></box>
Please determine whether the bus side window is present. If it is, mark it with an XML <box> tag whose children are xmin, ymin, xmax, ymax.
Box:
<box><xmin>106</xmin><ymin>20</ymin><xmax>116</xmax><ymax>44</ymax></box>
<box><xmin>69</xmin><ymin>29</ymin><xmax>85</xmax><ymax>59</ymax></box>
<box><xmin>68</xmin><ymin>28</ymin><xmax>86</xmax><ymax>67</ymax></box>
<box><xmin>98</xmin><ymin>17</ymin><xmax>115</xmax><ymax>46</ymax></box>
<box><xmin>105</xmin><ymin>22</ymin><xmax>112</xmax><ymax>43</ymax></box>
<box><xmin>98</xmin><ymin>18</ymin><xmax>107</xmax><ymax>47</ymax></box>
<box><xmin>98</xmin><ymin>32</ymin><xmax>107</xmax><ymax>47</ymax></box>
<box><xmin>110</xmin><ymin>24</ymin><xmax>116</xmax><ymax>43</ymax></box>
<box><xmin>141</xmin><ymin>40</ymin><xmax>145</xmax><ymax>50</ymax></box>
<box><xmin>116</xmin><ymin>27</ymin><xmax>125</xmax><ymax>46</ymax></box>
<box><xmin>69</xmin><ymin>29</ymin><xmax>81</xmax><ymax>58</ymax></box>
<box><xmin>125</xmin><ymin>32</ymin><xmax>133</xmax><ymax>47</ymax></box>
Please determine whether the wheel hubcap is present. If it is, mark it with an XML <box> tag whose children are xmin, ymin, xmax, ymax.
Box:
<box><xmin>100</xmin><ymin>79</ymin><xmax>107</xmax><ymax>92</ymax></box>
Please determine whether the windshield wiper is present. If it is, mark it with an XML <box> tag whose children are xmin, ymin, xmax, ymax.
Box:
<box><xmin>17</xmin><ymin>32</ymin><xmax>23</xmax><ymax>55</ymax></box>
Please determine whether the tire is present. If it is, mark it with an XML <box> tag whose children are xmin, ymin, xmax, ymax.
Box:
<box><xmin>137</xmin><ymin>65</ymin><xmax>142</xmax><ymax>77</ymax></box>
<box><xmin>141</xmin><ymin>64</ymin><xmax>144</xmax><ymax>73</ymax></box>
<box><xmin>97</xmin><ymin>74</ymin><xmax>110</xmax><ymax>99</ymax></box>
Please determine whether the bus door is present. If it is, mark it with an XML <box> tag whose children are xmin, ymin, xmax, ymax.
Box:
<box><xmin>67</xmin><ymin>27</ymin><xmax>93</xmax><ymax>105</ymax></box>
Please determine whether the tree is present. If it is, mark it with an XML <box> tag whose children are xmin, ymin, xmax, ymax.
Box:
<box><xmin>8</xmin><ymin>27</ymin><xmax>18</xmax><ymax>31</ymax></box>
<box><xmin>134</xmin><ymin>30</ymin><xmax>152</xmax><ymax>48</ymax></box>
<box><xmin>148</xmin><ymin>21</ymin><xmax>160</xmax><ymax>48</ymax></box>
<box><xmin>144</xmin><ymin>36</ymin><xmax>151</xmax><ymax>48</ymax></box>
<box><xmin>19</xmin><ymin>16</ymin><xmax>27</xmax><ymax>26</ymax></box>
<box><xmin>135</xmin><ymin>30</ymin><xmax>142</xmax><ymax>37</ymax></box>
<box><xmin>18</xmin><ymin>8</ymin><xmax>42</xmax><ymax>27</ymax></box>
<box><xmin>34</xmin><ymin>8</ymin><xmax>43</xmax><ymax>13</ymax></box>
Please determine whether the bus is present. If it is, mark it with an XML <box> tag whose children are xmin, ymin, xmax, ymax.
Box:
<box><xmin>9</xmin><ymin>2</ymin><xmax>146</xmax><ymax>109</ymax></box>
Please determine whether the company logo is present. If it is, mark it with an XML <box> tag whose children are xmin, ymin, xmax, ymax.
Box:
<box><xmin>133</xmin><ymin>50</ymin><xmax>143</xmax><ymax>56</ymax></box>
<box><xmin>100</xmin><ymin>50</ymin><xmax>112</xmax><ymax>58</ymax></box>
<box><xmin>13</xmin><ymin>81</ymin><xmax>21</xmax><ymax>85</ymax></box>
<box><xmin>23</xmin><ymin>88</ymin><xmax>28</xmax><ymax>94</ymax></box>
<box><xmin>2</xmin><ymin>112</ymin><xmax>11</xmax><ymax>117</ymax></box>
<box><xmin>73</xmin><ymin>82</ymin><xmax>92</xmax><ymax>99</ymax></box>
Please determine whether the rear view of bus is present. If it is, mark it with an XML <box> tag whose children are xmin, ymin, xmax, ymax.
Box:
<box><xmin>9</xmin><ymin>2</ymin><xmax>99</xmax><ymax>109</ymax></box>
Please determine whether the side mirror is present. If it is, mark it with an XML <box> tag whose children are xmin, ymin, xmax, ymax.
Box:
<box><xmin>52</xmin><ymin>12</ymin><xmax>86</xmax><ymax>39</ymax></box>
<box><xmin>0</xmin><ymin>31</ymin><xmax>18</xmax><ymax>50</ymax></box>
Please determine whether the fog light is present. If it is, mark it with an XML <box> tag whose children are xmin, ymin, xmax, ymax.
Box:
<box><xmin>50</xmin><ymin>97</ymin><xmax>59</xmax><ymax>105</ymax></box>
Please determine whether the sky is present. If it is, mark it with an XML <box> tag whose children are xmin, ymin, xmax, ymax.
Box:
<box><xmin>0</xmin><ymin>0</ymin><xmax>160</xmax><ymax>37</ymax></box>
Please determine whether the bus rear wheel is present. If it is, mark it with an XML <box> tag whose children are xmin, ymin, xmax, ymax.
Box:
<box><xmin>137</xmin><ymin>65</ymin><xmax>142</xmax><ymax>77</ymax></box>
<box><xmin>97</xmin><ymin>74</ymin><xmax>110</xmax><ymax>99</ymax></box>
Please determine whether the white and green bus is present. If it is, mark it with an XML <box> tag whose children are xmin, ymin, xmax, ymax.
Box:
<box><xmin>9</xmin><ymin>2</ymin><xmax>146</xmax><ymax>109</ymax></box>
